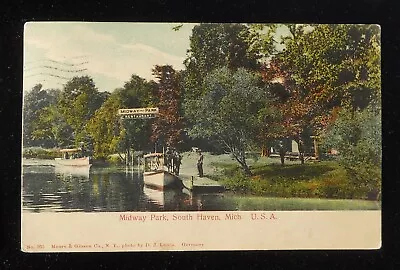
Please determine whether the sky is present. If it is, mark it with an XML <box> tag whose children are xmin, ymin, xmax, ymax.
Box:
<box><xmin>23</xmin><ymin>22</ymin><xmax>197</xmax><ymax>92</ymax></box>
<box><xmin>23</xmin><ymin>22</ymin><xmax>290</xmax><ymax>93</ymax></box>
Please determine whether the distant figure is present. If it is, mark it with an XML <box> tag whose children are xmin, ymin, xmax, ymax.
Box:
<box><xmin>197</xmin><ymin>151</ymin><xmax>204</xmax><ymax>177</ymax></box>
<box><xmin>165</xmin><ymin>147</ymin><xmax>173</xmax><ymax>172</ymax></box>
<box><xmin>298</xmin><ymin>138</ymin><xmax>304</xmax><ymax>164</ymax></box>
<box><xmin>173</xmin><ymin>151</ymin><xmax>182</xmax><ymax>175</ymax></box>
<box><xmin>278</xmin><ymin>142</ymin><xmax>285</xmax><ymax>166</ymax></box>
<box><xmin>80</xmin><ymin>145</ymin><xmax>85</xmax><ymax>157</ymax></box>
<box><xmin>153</xmin><ymin>155</ymin><xmax>161</xmax><ymax>170</ymax></box>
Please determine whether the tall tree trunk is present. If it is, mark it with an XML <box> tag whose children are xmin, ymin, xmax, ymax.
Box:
<box><xmin>261</xmin><ymin>144</ymin><xmax>268</xmax><ymax>157</ymax></box>
<box><xmin>234</xmin><ymin>152</ymin><xmax>252</xmax><ymax>176</ymax></box>
<box><xmin>222</xmin><ymin>139</ymin><xmax>253</xmax><ymax>175</ymax></box>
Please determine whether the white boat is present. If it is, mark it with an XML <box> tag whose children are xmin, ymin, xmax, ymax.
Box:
<box><xmin>143</xmin><ymin>152</ymin><xmax>181</xmax><ymax>189</ymax></box>
<box><xmin>54</xmin><ymin>148</ymin><xmax>92</xmax><ymax>167</ymax></box>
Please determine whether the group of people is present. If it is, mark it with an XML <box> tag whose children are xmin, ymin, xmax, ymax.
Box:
<box><xmin>164</xmin><ymin>147</ymin><xmax>204</xmax><ymax>177</ymax></box>
<box><xmin>165</xmin><ymin>147</ymin><xmax>182</xmax><ymax>176</ymax></box>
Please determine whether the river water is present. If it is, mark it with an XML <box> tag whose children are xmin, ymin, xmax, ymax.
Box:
<box><xmin>22</xmin><ymin>159</ymin><xmax>380</xmax><ymax>212</ymax></box>
<box><xmin>22</xmin><ymin>162</ymin><xmax>231</xmax><ymax>213</ymax></box>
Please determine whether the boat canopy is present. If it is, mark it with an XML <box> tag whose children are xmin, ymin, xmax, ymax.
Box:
<box><xmin>59</xmin><ymin>148</ymin><xmax>82</xmax><ymax>153</ymax></box>
<box><xmin>143</xmin><ymin>152</ymin><xmax>163</xmax><ymax>158</ymax></box>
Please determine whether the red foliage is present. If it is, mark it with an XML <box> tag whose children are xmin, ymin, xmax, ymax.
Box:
<box><xmin>151</xmin><ymin>65</ymin><xmax>184</xmax><ymax>147</ymax></box>
<box><xmin>261</xmin><ymin>59</ymin><xmax>336</xmax><ymax>138</ymax></box>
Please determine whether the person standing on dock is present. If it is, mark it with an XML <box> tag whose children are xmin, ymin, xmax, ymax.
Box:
<box><xmin>197</xmin><ymin>150</ymin><xmax>204</xmax><ymax>177</ymax></box>
<box><xmin>174</xmin><ymin>151</ymin><xmax>182</xmax><ymax>175</ymax></box>
<box><xmin>278</xmin><ymin>141</ymin><xmax>286</xmax><ymax>166</ymax></box>
<box><xmin>165</xmin><ymin>147</ymin><xmax>173</xmax><ymax>172</ymax></box>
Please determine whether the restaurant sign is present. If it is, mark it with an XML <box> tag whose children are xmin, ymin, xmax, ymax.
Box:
<box><xmin>118</xmin><ymin>107</ymin><xmax>159</xmax><ymax>119</ymax></box>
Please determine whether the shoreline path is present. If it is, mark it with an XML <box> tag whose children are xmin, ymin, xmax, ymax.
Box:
<box><xmin>178</xmin><ymin>152</ymin><xmax>230</xmax><ymax>192</ymax></box>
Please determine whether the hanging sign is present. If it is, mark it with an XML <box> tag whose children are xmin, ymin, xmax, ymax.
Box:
<box><xmin>118</xmin><ymin>107</ymin><xmax>159</xmax><ymax>119</ymax></box>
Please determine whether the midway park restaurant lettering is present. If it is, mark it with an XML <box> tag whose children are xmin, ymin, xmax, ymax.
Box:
<box><xmin>118</xmin><ymin>108</ymin><xmax>159</xmax><ymax>115</ymax></box>
<box><xmin>118</xmin><ymin>108</ymin><xmax>159</xmax><ymax>119</ymax></box>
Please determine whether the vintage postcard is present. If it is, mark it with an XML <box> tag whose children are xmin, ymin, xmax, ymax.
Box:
<box><xmin>21</xmin><ymin>22</ymin><xmax>381</xmax><ymax>252</ymax></box>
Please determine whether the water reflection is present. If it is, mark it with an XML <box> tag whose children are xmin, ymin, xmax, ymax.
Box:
<box><xmin>54</xmin><ymin>165</ymin><xmax>90</xmax><ymax>178</ymax></box>
<box><xmin>22</xmin><ymin>164</ymin><xmax>380</xmax><ymax>212</ymax></box>
<box><xmin>23</xmin><ymin>165</ymin><xmax>228</xmax><ymax>213</ymax></box>
<box><xmin>143</xmin><ymin>186</ymin><xmax>185</xmax><ymax>210</ymax></box>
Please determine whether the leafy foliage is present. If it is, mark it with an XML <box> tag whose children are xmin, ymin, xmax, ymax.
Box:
<box><xmin>87</xmin><ymin>75</ymin><xmax>156</xmax><ymax>159</ymax></box>
<box><xmin>261</xmin><ymin>24</ymin><xmax>381</xmax><ymax>163</ymax></box>
<box><xmin>321</xmin><ymin>105</ymin><xmax>381</xmax><ymax>197</ymax></box>
<box><xmin>151</xmin><ymin>65</ymin><xmax>184</xmax><ymax>148</ymax></box>
<box><xmin>244</xmin><ymin>24</ymin><xmax>278</xmax><ymax>60</ymax></box>
<box><xmin>23</xmin><ymin>84</ymin><xmax>61</xmax><ymax>147</ymax></box>
<box><xmin>57</xmin><ymin>76</ymin><xmax>108</xmax><ymax>145</ymax></box>
<box><xmin>86</xmin><ymin>95</ymin><xmax>122</xmax><ymax>159</ymax></box>
<box><xmin>31</xmin><ymin>104</ymin><xmax>73</xmax><ymax>147</ymax></box>
<box><xmin>186</xmin><ymin>67</ymin><xmax>271</xmax><ymax>175</ymax></box>
<box><xmin>183</xmin><ymin>23</ymin><xmax>261</xmax><ymax>101</ymax></box>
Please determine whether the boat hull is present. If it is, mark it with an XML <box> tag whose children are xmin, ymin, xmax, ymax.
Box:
<box><xmin>143</xmin><ymin>170</ymin><xmax>181</xmax><ymax>190</ymax></box>
<box><xmin>54</xmin><ymin>157</ymin><xmax>92</xmax><ymax>167</ymax></box>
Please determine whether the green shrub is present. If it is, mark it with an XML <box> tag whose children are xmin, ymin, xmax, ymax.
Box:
<box><xmin>321</xmin><ymin>106</ymin><xmax>381</xmax><ymax>198</ymax></box>
<box><xmin>216</xmin><ymin>160</ymin><xmax>377</xmax><ymax>200</ymax></box>
<box><xmin>221</xmin><ymin>169</ymin><xmax>252</xmax><ymax>193</ymax></box>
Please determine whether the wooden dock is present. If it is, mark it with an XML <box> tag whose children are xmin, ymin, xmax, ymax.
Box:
<box><xmin>180</xmin><ymin>175</ymin><xmax>225</xmax><ymax>193</ymax></box>
<box><xmin>177</xmin><ymin>152</ymin><xmax>225</xmax><ymax>194</ymax></box>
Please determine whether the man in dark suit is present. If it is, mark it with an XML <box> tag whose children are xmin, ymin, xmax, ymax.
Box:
<box><xmin>197</xmin><ymin>151</ymin><xmax>204</xmax><ymax>177</ymax></box>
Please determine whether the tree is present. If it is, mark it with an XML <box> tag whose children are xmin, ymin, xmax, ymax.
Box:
<box><xmin>86</xmin><ymin>94</ymin><xmax>122</xmax><ymax>159</ymax></box>
<box><xmin>57</xmin><ymin>76</ymin><xmax>107</xmax><ymax>145</ymax></box>
<box><xmin>261</xmin><ymin>24</ymin><xmax>381</xmax><ymax>163</ymax></box>
<box><xmin>186</xmin><ymin>67</ymin><xmax>270</xmax><ymax>175</ymax></box>
<box><xmin>31</xmin><ymin>104</ymin><xmax>73</xmax><ymax>147</ymax></box>
<box><xmin>243</xmin><ymin>24</ymin><xmax>278</xmax><ymax>61</ymax></box>
<box><xmin>23</xmin><ymin>84</ymin><xmax>61</xmax><ymax>147</ymax></box>
<box><xmin>118</xmin><ymin>75</ymin><xmax>158</xmax><ymax>157</ymax></box>
<box><xmin>321</xmin><ymin>105</ymin><xmax>381</xmax><ymax>199</ymax></box>
<box><xmin>86</xmin><ymin>74</ymin><xmax>157</xmax><ymax>160</ymax></box>
<box><xmin>119</xmin><ymin>74</ymin><xmax>158</xmax><ymax>108</ymax></box>
<box><xmin>183</xmin><ymin>23</ymin><xmax>261</xmax><ymax>100</ymax></box>
<box><xmin>151</xmin><ymin>65</ymin><xmax>184</xmax><ymax>149</ymax></box>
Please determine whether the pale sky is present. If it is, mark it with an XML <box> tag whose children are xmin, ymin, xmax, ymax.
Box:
<box><xmin>23</xmin><ymin>22</ymin><xmax>289</xmax><ymax>93</ymax></box>
<box><xmin>23</xmin><ymin>22</ymin><xmax>196</xmax><ymax>92</ymax></box>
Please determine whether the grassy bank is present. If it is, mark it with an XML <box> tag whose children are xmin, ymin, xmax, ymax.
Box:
<box><xmin>212</xmin><ymin>159</ymin><xmax>379</xmax><ymax>201</ymax></box>
<box><xmin>208</xmin><ymin>195</ymin><xmax>381</xmax><ymax>211</ymax></box>
<box><xmin>23</xmin><ymin>147</ymin><xmax>62</xmax><ymax>159</ymax></box>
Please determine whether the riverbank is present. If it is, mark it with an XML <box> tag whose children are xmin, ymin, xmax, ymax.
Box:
<box><xmin>22</xmin><ymin>150</ymin><xmax>380</xmax><ymax>202</ymax></box>
<box><xmin>178</xmin><ymin>152</ymin><xmax>380</xmax><ymax>201</ymax></box>
<box><xmin>23</xmin><ymin>147</ymin><xmax>61</xmax><ymax>159</ymax></box>
<box><xmin>202</xmin><ymin>195</ymin><xmax>381</xmax><ymax>211</ymax></box>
